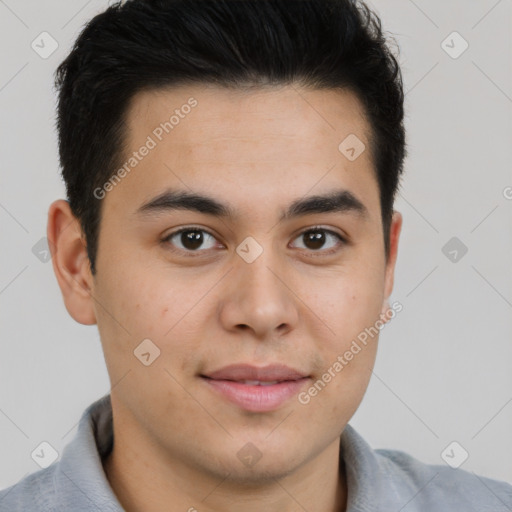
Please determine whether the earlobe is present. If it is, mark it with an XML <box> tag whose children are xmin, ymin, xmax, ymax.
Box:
<box><xmin>47</xmin><ymin>199</ymin><xmax>97</xmax><ymax>325</ymax></box>
<box><xmin>379</xmin><ymin>298</ymin><xmax>391</xmax><ymax>322</ymax></box>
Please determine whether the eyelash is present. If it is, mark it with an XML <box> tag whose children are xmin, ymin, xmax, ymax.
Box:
<box><xmin>161</xmin><ymin>225</ymin><xmax>347</xmax><ymax>257</ymax></box>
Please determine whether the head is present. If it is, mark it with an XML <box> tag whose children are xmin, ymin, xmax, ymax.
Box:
<box><xmin>49</xmin><ymin>0</ymin><xmax>405</xmax><ymax>490</ymax></box>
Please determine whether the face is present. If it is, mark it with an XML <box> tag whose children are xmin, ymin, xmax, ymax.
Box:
<box><xmin>50</xmin><ymin>84</ymin><xmax>401</xmax><ymax>484</ymax></box>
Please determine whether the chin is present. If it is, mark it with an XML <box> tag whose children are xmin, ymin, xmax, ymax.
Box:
<box><xmin>223</xmin><ymin>461</ymin><xmax>299</xmax><ymax>486</ymax></box>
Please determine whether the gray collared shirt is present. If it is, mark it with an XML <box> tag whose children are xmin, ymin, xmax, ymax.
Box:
<box><xmin>1</xmin><ymin>393</ymin><xmax>511</xmax><ymax>511</ymax></box>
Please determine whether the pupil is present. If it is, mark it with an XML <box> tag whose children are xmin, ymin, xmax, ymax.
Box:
<box><xmin>305</xmin><ymin>231</ymin><xmax>325</xmax><ymax>250</ymax></box>
<box><xmin>182</xmin><ymin>230</ymin><xmax>203</xmax><ymax>250</ymax></box>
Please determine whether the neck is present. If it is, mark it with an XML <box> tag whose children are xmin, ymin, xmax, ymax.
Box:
<box><xmin>102</xmin><ymin>424</ymin><xmax>348</xmax><ymax>512</ymax></box>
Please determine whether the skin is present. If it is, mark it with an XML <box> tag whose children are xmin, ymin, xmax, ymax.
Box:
<box><xmin>48</xmin><ymin>84</ymin><xmax>402</xmax><ymax>512</ymax></box>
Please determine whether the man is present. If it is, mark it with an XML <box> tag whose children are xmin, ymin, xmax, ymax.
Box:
<box><xmin>1</xmin><ymin>0</ymin><xmax>511</xmax><ymax>511</ymax></box>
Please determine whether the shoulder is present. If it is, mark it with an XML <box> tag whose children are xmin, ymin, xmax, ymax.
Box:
<box><xmin>376</xmin><ymin>446</ymin><xmax>512</xmax><ymax>511</ymax></box>
<box><xmin>341</xmin><ymin>424</ymin><xmax>512</xmax><ymax>511</ymax></box>
<box><xmin>0</xmin><ymin>466</ymin><xmax>56</xmax><ymax>511</ymax></box>
<box><xmin>0</xmin><ymin>394</ymin><xmax>120</xmax><ymax>512</ymax></box>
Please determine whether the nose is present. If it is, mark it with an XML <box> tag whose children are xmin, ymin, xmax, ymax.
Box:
<box><xmin>218</xmin><ymin>250</ymin><xmax>300</xmax><ymax>339</ymax></box>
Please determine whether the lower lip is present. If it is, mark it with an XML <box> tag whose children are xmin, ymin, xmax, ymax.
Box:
<box><xmin>202</xmin><ymin>377</ymin><xmax>310</xmax><ymax>412</ymax></box>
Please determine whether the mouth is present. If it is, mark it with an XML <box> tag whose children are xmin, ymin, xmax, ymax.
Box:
<box><xmin>199</xmin><ymin>364</ymin><xmax>311</xmax><ymax>412</ymax></box>
<box><xmin>209</xmin><ymin>379</ymin><xmax>287</xmax><ymax>386</ymax></box>
<box><xmin>201</xmin><ymin>363</ymin><xmax>309</xmax><ymax>382</ymax></box>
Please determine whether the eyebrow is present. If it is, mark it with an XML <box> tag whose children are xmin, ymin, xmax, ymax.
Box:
<box><xmin>135</xmin><ymin>188</ymin><xmax>369</xmax><ymax>222</ymax></box>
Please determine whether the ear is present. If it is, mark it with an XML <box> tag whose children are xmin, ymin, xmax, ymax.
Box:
<box><xmin>47</xmin><ymin>199</ymin><xmax>97</xmax><ymax>325</ymax></box>
<box><xmin>380</xmin><ymin>210</ymin><xmax>402</xmax><ymax>322</ymax></box>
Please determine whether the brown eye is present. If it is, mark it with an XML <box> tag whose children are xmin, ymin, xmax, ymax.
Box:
<box><xmin>304</xmin><ymin>230</ymin><xmax>326</xmax><ymax>250</ymax></box>
<box><xmin>180</xmin><ymin>230</ymin><xmax>204</xmax><ymax>250</ymax></box>
<box><xmin>163</xmin><ymin>228</ymin><xmax>218</xmax><ymax>252</ymax></box>
<box><xmin>291</xmin><ymin>228</ymin><xmax>344</xmax><ymax>253</ymax></box>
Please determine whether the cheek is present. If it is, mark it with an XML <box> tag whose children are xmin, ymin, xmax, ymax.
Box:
<box><xmin>93</xmin><ymin>266</ymin><xmax>204</xmax><ymax>402</ymax></box>
<box><xmin>96</xmin><ymin>265</ymin><xmax>214</xmax><ymax>371</ymax></box>
<box><xmin>96</xmin><ymin>258</ymin><xmax>185</xmax><ymax>334</ymax></box>
<box><xmin>303</xmin><ymin>283</ymin><xmax>381</xmax><ymax>413</ymax></box>
<box><xmin>303</xmin><ymin>275</ymin><xmax>382</xmax><ymax>412</ymax></box>
<box><xmin>312</xmin><ymin>269</ymin><xmax>384</xmax><ymax>343</ymax></box>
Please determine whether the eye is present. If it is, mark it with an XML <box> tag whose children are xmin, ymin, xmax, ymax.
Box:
<box><xmin>162</xmin><ymin>227</ymin><xmax>220</xmax><ymax>253</ymax></box>
<box><xmin>161</xmin><ymin>226</ymin><xmax>346</xmax><ymax>256</ymax></box>
<box><xmin>290</xmin><ymin>227</ymin><xmax>345</xmax><ymax>254</ymax></box>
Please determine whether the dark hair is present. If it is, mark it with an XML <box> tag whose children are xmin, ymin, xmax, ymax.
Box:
<box><xmin>54</xmin><ymin>0</ymin><xmax>406</xmax><ymax>275</ymax></box>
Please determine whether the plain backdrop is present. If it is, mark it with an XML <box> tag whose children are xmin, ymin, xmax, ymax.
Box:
<box><xmin>1</xmin><ymin>0</ymin><xmax>511</xmax><ymax>491</ymax></box>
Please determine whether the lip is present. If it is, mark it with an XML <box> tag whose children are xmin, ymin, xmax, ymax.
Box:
<box><xmin>202</xmin><ymin>363</ymin><xmax>308</xmax><ymax>382</ymax></box>
<box><xmin>201</xmin><ymin>377</ymin><xmax>310</xmax><ymax>412</ymax></box>
<box><xmin>200</xmin><ymin>364</ymin><xmax>310</xmax><ymax>412</ymax></box>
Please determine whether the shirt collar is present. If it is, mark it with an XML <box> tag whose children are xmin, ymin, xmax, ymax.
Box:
<box><xmin>53</xmin><ymin>393</ymin><xmax>122</xmax><ymax>511</ymax></box>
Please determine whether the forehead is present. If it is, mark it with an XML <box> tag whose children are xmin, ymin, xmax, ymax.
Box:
<box><xmin>126</xmin><ymin>83</ymin><xmax>370</xmax><ymax>155</ymax></box>
<box><xmin>108</xmin><ymin>83</ymin><xmax>380</xmax><ymax>223</ymax></box>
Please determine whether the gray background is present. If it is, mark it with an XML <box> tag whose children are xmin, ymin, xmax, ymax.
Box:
<box><xmin>1</xmin><ymin>0</ymin><xmax>511</xmax><ymax>491</ymax></box>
